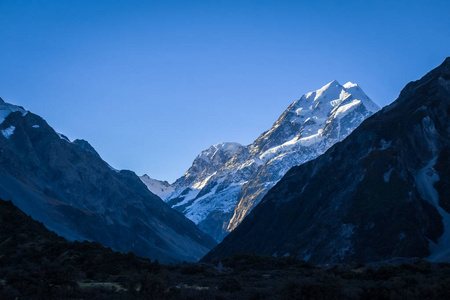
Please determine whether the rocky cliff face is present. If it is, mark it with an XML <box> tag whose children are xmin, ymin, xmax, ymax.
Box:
<box><xmin>163</xmin><ymin>81</ymin><xmax>379</xmax><ymax>241</ymax></box>
<box><xmin>0</xmin><ymin>98</ymin><xmax>216</xmax><ymax>263</ymax></box>
<box><xmin>203</xmin><ymin>58</ymin><xmax>450</xmax><ymax>264</ymax></box>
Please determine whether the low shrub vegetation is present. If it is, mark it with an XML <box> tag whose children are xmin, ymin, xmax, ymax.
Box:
<box><xmin>2</xmin><ymin>199</ymin><xmax>450</xmax><ymax>299</ymax></box>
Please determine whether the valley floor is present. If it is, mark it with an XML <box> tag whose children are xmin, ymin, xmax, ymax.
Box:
<box><xmin>2</xmin><ymin>198</ymin><xmax>450</xmax><ymax>299</ymax></box>
<box><xmin>2</xmin><ymin>253</ymin><xmax>450</xmax><ymax>299</ymax></box>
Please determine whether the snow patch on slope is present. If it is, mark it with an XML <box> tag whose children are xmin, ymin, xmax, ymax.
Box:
<box><xmin>57</xmin><ymin>132</ymin><xmax>71</xmax><ymax>142</ymax></box>
<box><xmin>0</xmin><ymin>100</ymin><xmax>27</xmax><ymax>124</ymax></box>
<box><xmin>185</xmin><ymin>184</ymin><xmax>243</xmax><ymax>224</ymax></box>
<box><xmin>197</xmin><ymin>142</ymin><xmax>243</xmax><ymax>163</ymax></box>
<box><xmin>192</xmin><ymin>172</ymin><xmax>216</xmax><ymax>190</ymax></box>
<box><xmin>343</xmin><ymin>82</ymin><xmax>379</xmax><ymax>113</ymax></box>
<box><xmin>1</xmin><ymin>126</ymin><xmax>15</xmax><ymax>139</ymax></box>
<box><xmin>415</xmin><ymin>157</ymin><xmax>450</xmax><ymax>262</ymax></box>
<box><xmin>140</xmin><ymin>174</ymin><xmax>175</xmax><ymax>200</ymax></box>
<box><xmin>380</xmin><ymin>139</ymin><xmax>392</xmax><ymax>150</ymax></box>
<box><xmin>383</xmin><ymin>169</ymin><xmax>392</xmax><ymax>183</ymax></box>
<box><xmin>334</xmin><ymin>100</ymin><xmax>362</xmax><ymax>119</ymax></box>
<box><xmin>171</xmin><ymin>188</ymin><xmax>202</xmax><ymax>208</ymax></box>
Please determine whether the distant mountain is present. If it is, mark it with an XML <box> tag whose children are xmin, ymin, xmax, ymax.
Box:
<box><xmin>158</xmin><ymin>81</ymin><xmax>379</xmax><ymax>241</ymax></box>
<box><xmin>140</xmin><ymin>174</ymin><xmax>175</xmax><ymax>199</ymax></box>
<box><xmin>0</xmin><ymin>97</ymin><xmax>216</xmax><ymax>263</ymax></box>
<box><xmin>203</xmin><ymin>58</ymin><xmax>450</xmax><ymax>264</ymax></box>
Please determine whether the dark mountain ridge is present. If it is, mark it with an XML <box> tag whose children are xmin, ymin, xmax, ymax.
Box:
<box><xmin>0</xmin><ymin>103</ymin><xmax>215</xmax><ymax>263</ymax></box>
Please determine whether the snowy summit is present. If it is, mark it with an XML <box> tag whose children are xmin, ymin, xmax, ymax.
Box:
<box><xmin>144</xmin><ymin>81</ymin><xmax>380</xmax><ymax>242</ymax></box>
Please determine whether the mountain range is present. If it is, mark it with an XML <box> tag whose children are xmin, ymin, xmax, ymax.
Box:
<box><xmin>2</xmin><ymin>57</ymin><xmax>449</xmax><ymax>268</ymax></box>
<box><xmin>144</xmin><ymin>80</ymin><xmax>380</xmax><ymax>241</ymax></box>
<box><xmin>204</xmin><ymin>57</ymin><xmax>450</xmax><ymax>264</ymax></box>
<box><xmin>0</xmin><ymin>98</ymin><xmax>216</xmax><ymax>263</ymax></box>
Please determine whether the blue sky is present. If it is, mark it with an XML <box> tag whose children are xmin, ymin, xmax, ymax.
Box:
<box><xmin>1</xmin><ymin>0</ymin><xmax>449</xmax><ymax>182</ymax></box>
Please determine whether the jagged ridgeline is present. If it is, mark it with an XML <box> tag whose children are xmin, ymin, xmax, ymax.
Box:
<box><xmin>203</xmin><ymin>57</ymin><xmax>450</xmax><ymax>264</ymax></box>
<box><xmin>0</xmin><ymin>97</ymin><xmax>216</xmax><ymax>263</ymax></box>
<box><xmin>144</xmin><ymin>81</ymin><xmax>379</xmax><ymax>242</ymax></box>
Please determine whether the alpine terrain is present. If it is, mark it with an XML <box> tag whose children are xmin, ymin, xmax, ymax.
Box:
<box><xmin>0</xmin><ymin>98</ymin><xmax>216</xmax><ymax>263</ymax></box>
<box><xmin>203</xmin><ymin>57</ymin><xmax>450</xmax><ymax>264</ymax></box>
<box><xmin>150</xmin><ymin>81</ymin><xmax>379</xmax><ymax>241</ymax></box>
<box><xmin>140</xmin><ymin>174</ymin><xmax>175</xmax><ymax>200</ymax></box>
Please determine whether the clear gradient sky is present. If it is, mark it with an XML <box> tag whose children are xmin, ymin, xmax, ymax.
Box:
<box><xmin>1</xmin><ymin>0</ymin><xmax>449</xmax><ymax>182</ymax></box>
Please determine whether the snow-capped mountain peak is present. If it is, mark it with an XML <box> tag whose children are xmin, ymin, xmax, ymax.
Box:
<box><xmin>252</xmin><ymin>81</ymin><xmax>379</xmax><ymax>160</ymax></box>
<box><xmin>304</xmin><ymin>79</ymin><xmax>344</xmax><ymax>103</ymax></box>
<box><xmin>149</xmin><ymin>81</ymin><xmax>380</xmax><ymax>242</ymax></box>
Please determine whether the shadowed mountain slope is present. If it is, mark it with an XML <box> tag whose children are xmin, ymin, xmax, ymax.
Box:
<box><xmin>0</xmin><ymin>99</ymin><xmax>215</xmax><ymax>263</ymax></box>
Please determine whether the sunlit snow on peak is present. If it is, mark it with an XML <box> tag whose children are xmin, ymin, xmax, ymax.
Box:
<box><xmin>343</xmin><ymin>81</ymin><xmax>358</xmax><ymax>88</ymax></box>
<box><xmin>197</xmin><ymin>142</ymin><xmax>243</xmax><ymax>162</ymax></box>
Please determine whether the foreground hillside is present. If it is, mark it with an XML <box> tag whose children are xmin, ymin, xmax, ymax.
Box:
<box><xmin>0</xmin><ymin>198</ymin><xmax>159</xmax><ymax>299</ymax></box>
<box><xmin>2</xmin><ymin>198</ymin><xmax>450</xmax><ymax>300</ymax></box>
